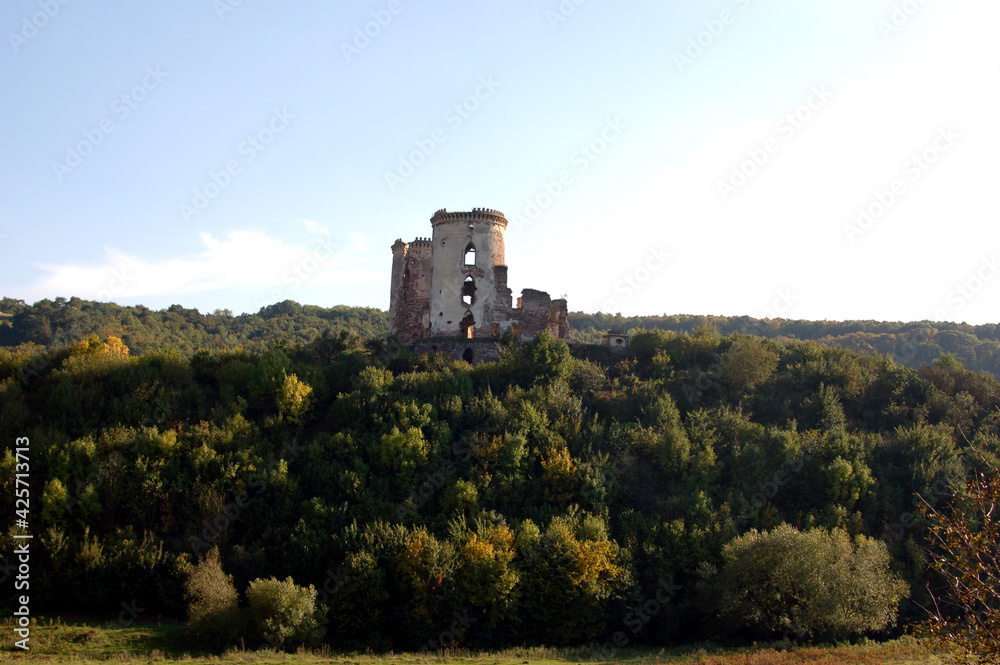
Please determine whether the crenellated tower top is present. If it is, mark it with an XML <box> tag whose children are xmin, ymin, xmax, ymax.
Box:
<box><xmin>391</xmin><ymin>237</ymin><xmax>433</xmax><ymax>253</ymax></box>
<box><xmin>430</xmin><ymin>208</ymin><xmax>507</xmax><ymax>228</ymax></box>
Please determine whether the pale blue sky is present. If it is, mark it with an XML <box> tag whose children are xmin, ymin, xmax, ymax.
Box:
<box><xmin>2</xmin><ymin>1</ymin><xmax>998</xmax><ymax>323</ymax></box>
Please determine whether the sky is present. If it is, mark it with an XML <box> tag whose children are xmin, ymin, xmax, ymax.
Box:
<box><xmin>1</xmin><ymin>0</ymin><xmax>998</xmax><ymax>324</ymax></box>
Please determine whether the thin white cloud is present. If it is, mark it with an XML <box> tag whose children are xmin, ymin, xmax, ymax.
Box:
<box><xmin>25</xmin><ymin>224</ymin><xmax>386</xmax><ymax>306</ymax></box>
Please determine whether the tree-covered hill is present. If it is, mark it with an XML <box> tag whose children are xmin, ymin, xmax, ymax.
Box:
<box><xmin>2</xmin><ymin>327</ymin><xmax>998</xmax><ymax>649</ymax></box>
<box><xmin>3</xmin><ymin>296</ymin><xmax>1000</xmax><ymax>379</ymax></box>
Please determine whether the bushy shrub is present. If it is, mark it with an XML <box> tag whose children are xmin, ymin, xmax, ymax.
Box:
<box><xmin>246</xmin><ymin>576</ymin><xmax>326</xmax><ymax>650</ymax></box>
<box><xmin>184</xmin><ymin>547</ymin><xmax>243</xmax><ymax>649</ymax></box>
<box><xmin>703</xmin><ymin>524</ymin><xmax>908</xmax><ymax>640</ymax></box>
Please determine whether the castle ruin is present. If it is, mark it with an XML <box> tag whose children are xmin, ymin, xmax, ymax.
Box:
<box><xmin>388</xmin><ymin>208</ymin><xmax>569</xmax><ymax>353</ymax></box>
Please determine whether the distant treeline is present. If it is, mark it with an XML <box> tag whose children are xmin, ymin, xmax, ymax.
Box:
<box><xmin>0</xmin><ymin>297</ymin><xmax>388</xmax><ymax>356</ymax></box>
<box><xmin>3</xmin><ymin>297</ymin><xmax>999</xmax><ymax>377</ymax></box>
<box><xmin>571</xmin><ymin>313</ymin><xmax>1000</xmax><ymax>378</ymax></box>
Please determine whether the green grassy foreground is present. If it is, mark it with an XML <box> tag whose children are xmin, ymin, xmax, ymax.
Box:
<box><xmin>0</xmin><ymin>618</ymin><xmax>940</xmax><ymax>665</ymax></box>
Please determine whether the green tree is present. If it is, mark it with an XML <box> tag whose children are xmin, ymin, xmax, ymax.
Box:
<box><xmin>394</xmin><ymin>527</ymin><xmax>455</xmax><ymax>645</ymax></box>
<box><xmin>326</xmin><ymin>551</ymin><xmax>388</xmax><ymax>646</ymax></box>
<box><xmin>506</xmin><ymin>331</ymin><xmax>572</xmax><ymax>386</ymax></box>
<box><xmin>717</xmin><ymin>335</ymin><xmax>780</xmax><ymax>397</ymax></box>
<box><xmin>251</xmin><ymin>347</ymin><xmax>292</xmax><ymax>408</ymax></box>
<box><xmin>184</xmin><ymin>547</ymin><xmax>243</xmax><ymax>649</ymax></box>
<box><xmin>246</xmin><ymin>576</ymin><xmax>326</xmax><ymax>650</ymax></box>
<box><xmin>519</xmin><ymin>514</ymin><xmax>629</xmax><ymax>644</ymax></box>
<box><xmin>703</xmin><ymin>524</ymin><xmax>908</xmax><ymax>640</ymax></box>
<box><xmin>40</xmin><ymin>478</ymin><xmax>68</xmax><ymax>526</ymax></box>
<box><xmin>453</xmin><ymin>523</ymin><xmax>519</xmax><ymax>629</ymax></box>
<box><xmin>378</xmin><ymin>426</ymin><xmax>429</xmax><ymax>483</ymax></box>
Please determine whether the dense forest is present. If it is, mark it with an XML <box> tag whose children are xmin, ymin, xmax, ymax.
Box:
<box><xmin>4</xmin><ymin>297</ymin><xmax>1000</xmax><ymax>379</ymax></box>
<box><xmin>2</xmin><ymin>306</ymin><xmax>999</xmax><ymax>649</ymax></box>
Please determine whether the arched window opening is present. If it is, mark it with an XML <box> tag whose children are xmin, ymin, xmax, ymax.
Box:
<box><xmin>462</xmin><ymin>348</ymin><xmax>475</xmax><ymax>363</ymax></box>
<box><xmin>460</xmin><ymin>311</ymin><xmax>475</xmax><ymax>339</ymax></box>
<box><xmin>461</xmin><ymin>276</ymin><xmax>476</xmax><ymax>306</ymax></box>
<box><xmin>464</xmin><ymin>243</ymin><xmax>476</xmax><ymax>267</ymax></box>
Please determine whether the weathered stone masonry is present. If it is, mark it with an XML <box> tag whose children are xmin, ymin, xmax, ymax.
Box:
<box><xmin>388</xmin><ymin>208</ymin><xmax>570</xmax><ymax>351</ymax></box>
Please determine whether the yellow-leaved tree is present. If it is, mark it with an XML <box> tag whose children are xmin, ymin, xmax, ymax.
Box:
<box><xmin>276</xmin><ymin>373</ymin><xmax>312</xmax><ymax>422</ymax></box>
<box><xmin>101</xmin><ymin>335</ymin><xmax>130</xmax><ymax>358</ymax></box>
<box><xmin>454</xmin><ymin>523</ymin><xmax>519</xmax><ymax>629</ymax></box>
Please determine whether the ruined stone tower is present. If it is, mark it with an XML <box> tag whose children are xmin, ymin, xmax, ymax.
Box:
<box><xmin>428</xmin><ymin>208</ymin><xmax>511</xmax><ymax>339</ymax></box>
<box><xmin>389</xmin><ymin>208</ymin><xmax>569</xmax><ymax>349</ymax></box>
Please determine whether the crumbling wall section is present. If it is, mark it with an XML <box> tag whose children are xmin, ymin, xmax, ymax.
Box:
<box><xmin>389</xmin><ymin>238</ymin><xmax>433</xmax><ymax>343</ymax></box>
<box><xmin>479</xmin><ymin>265</ymin><xmax>514</xmax><ymax>336</ymax></box>
<box><xmin>387</xmin><ymin>239</ymin><xmax>407</xmax><ymax>336</ymax></box>
<box><xmin>515</xmin><ymin>288</ymin><xmax>552</xmax><ymax>339</ymax></box>
<box><xmin>548</xmin><ymin>298</ymin><xmax>569</xmax><ymax>340</ymax></box>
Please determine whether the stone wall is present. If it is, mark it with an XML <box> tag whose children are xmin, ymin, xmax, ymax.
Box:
<box><xmin>411</xmin><ymin>338</ymin><xmax>503</xmax><ymax>364</ymax></box>
<box><xmin>548</xmin><ymin>298</ymin><xmax>569</xmax><ymax>339</ymax></box>
<box><xmin>515</xmin><ymin>288</ymin><xmax>552</xmax><ymax>338</ymax></box>
<box><xmin>388</xmin><ymin>238</ymin><xmax>433</xmax><ymax>343</ymax></box>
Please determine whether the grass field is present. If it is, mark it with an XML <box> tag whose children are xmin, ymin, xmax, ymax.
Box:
<box><xmin>0</xmin><ymin>618</ymin><xmax>942</xmax><ymax>665</ymax></box>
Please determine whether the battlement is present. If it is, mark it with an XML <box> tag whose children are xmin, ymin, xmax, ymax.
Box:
<box><xmin>391</xmin><ymin>236</ymin><xmax>433</xmax><ymax>253</ymax></box>
<box><xmin>430</xmin><ymin>208</ymin><xmax>508</xmax><ymax>228</ymax></box>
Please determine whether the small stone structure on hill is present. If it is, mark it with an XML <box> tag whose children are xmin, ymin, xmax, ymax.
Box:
<box><xmin>602</xmin><ymin>330</ymin><xmax>630</xmax><ymax>353</ymax></box>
